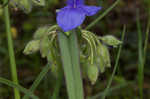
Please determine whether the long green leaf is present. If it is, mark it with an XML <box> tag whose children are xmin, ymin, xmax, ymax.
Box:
<box><xmin>68</xmin><ymin>30</ymin><xmax>84</xmax><ymax>99</ymax></box>
<box><xmin>58</xmin><ymin>31</ymin><xmax>76</xmax><ymax>99</ymax></box>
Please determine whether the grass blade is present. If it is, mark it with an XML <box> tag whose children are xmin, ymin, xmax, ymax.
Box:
<box><xmin>86</xmin><ymin>0</ymin><xmax>120</xmax><ymax>30</ymax></box>
<box><xmin>101</xmin><ymin>25</ymin><xmax>126</xmax><ymax>99</ymax></box>
<box><xmin>22</xmin><ymin>63</ymin><xmax>51</xmax><ymax>99</ymax></box>
<box><xmin>89</xmin><ymin>81</ymin><xmax>134</xmax><ymax>99</ymax></box>
<box><xmin>0</xmin><ymin>77</ymin><xmax>38</xmax><ymax>99</ymax></box>
<box><xmin>3</xmin><ymin>0</ymin><xmax>20</xmax><ymax>98</ymax></box>
<box><xmin>143</xmin><ymin>11</ymin><xmax>150</xmax><ymax>64</ymax></box>
<box><xmin>136</xmin><ymin>9</ymin><xmax>144</xmax><ymax>99</ymax></box>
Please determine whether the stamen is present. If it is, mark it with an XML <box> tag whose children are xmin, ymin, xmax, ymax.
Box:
<box><xmin>73</xmin><ymin>0</ymin><xmax>76</xmax><ymax>8</ymax></box>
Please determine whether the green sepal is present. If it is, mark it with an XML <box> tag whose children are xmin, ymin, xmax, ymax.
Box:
<box><xmin>64</xmin><ymin>31</ymin><xmax>70</xmax><ymax>36</ymax></box>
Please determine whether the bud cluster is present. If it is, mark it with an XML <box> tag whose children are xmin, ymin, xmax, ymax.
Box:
<box><xmin>24</xmin><ymin>26</ymin><xmax>122</xmax><ymax>84</ymax></box>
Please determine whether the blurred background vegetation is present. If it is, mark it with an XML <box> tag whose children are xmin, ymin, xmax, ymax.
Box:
<box><xmin>0</xmin><ymin>0</ymin><xmax>150</xmax><ymax>99</ymax></box>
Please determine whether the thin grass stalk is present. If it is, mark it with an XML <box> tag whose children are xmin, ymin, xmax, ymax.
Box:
<box><xmin>51</xmin><ymin>71</ymin><xmax>63</xmax><ymax>99</ymax></box>
<box><xmin>51</xmin><ymin>40</ymin><xmax>63</xmax><ymax>99</ymax></box>
<box><xmin>143</xmin><ymin>21</ymin><xmax>150</xmax><ymax>63</ymax></box>
<box><xmin>23</xmin><ymin>63</ymin><xmax>51</xmax><ymax>99</ymax></box>
<box><xmin>86</xmin><ymin>0</ymin><xmax>120</xmax><ymax>30</ymax></box>
<box><xmin>68</xmin><ymin>30</ymin><xmax>84</xmax><ymax>99</ymax></box>
<box><xmin>143</xmin><ymin>9</ymin><xmax>150</xmax><ymax>64</ymax></box>
<box><xmin>101</xmin><ymin>25</ymin><xmax>126</xmax><ymax>99</ymax></box>
<box><xmin>58</xmin><ymin>31</ymin><xmax>76</xmax><ymax>99</ymax></box>
<box><xmin>89</xmin><ymin>81</ymin><xmax>134</xmax><ymax>99</ymax></box>
<box><xmin>0</xmin><ymin>77</ymin><xmax>38</xmax><ymax>99</ymax></box>
<box><xmin>136</xmin><ymin>10</ymin><xmax>144</xmax><ymax>99</ymax></box>
<box><xmin>3</xmin><ymin>0</ymin><xmax>20</xmax><ymax>98</ymax></box>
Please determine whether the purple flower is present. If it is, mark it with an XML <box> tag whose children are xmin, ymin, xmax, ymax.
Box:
<box><xmin>56</xmin><ymin>0</ymin><xmax>102</xmax><ymax>32</ymax></box>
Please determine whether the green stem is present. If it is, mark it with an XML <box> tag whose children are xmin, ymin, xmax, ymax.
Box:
<box><xmin>143</xmin><ymin>12</ymin><xmax>150</xmax><ymax>65</ymax></box>
<box><xmin>23</xmin><ymin>63</ymin><xmax>51</xmax><ymax>99</ymax></box>
<box><xmin>3</xmin><ymin>0</ymin><xmax>20</xmax><ymax>99</ymax></box>
<box><xmin>101</xmin><ymin>25</ymin><xmax>126</xmax><ymax>99</ymax></box>
<box><xmin>136</xmin><ymin>10</ymin><xmax>144</xmax><ymax>99</ymax></box>
<box><xmin>86</xmin><ymin>0</ymin><xmax>120</xmax><ymax>30</ymax></box>
<box><xmin>0</xmin><ymin>77</ymin><xmax>38</xmax><ymax>99</ymax></box>
<box><xmin>89</xmin><ymin>81</ymin><xmax>134</xmax><ymax>99</ymax></box>
<box><xmin>58</xmin><ymin>31</ymin><xmax>76</xmax><ymax>99</ymax></box>
<box><xmin>68</xmin><ymin>30</ymin><xmax>84</xmax><ymax>99</ymax></box>
<box><xmin>51</xmin><ymin>72</ymin><xmax>63</xmax><ymax>99</ymax></box>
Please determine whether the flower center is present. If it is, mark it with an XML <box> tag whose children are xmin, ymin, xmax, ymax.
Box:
<box><xmin>73</xmin><ymin>0</ymin><xmax>77</xmax><ymax>8</ymax></box>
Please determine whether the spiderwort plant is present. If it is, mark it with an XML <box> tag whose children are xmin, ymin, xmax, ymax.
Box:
<box><xmin>57</xmin><ymin>0</ymin><xmax>102</xmax><ymax>31</ymax></box>
<box><xmin>56</xmin><ymin>0</ymin><xmax>101</xmax><ymax>99</ymax></box>
<box><xmin>20</xmin><ymin>0</ymin><xmax>121</xmax><ymax>99</ymax></box>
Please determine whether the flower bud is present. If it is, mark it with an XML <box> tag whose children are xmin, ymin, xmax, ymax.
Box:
<box><xmin>51</xmin><ymin>62</ymin><xmax>59</xmax><ymax>77</ymax></box>
<box><xmin>18</xmin><ymin>0</ymin><xmax>32</xmax><ymax>13</ymax></box>
<box><xmin>33</xmin><ymin>26</ymin><xmax>49</xmax><ymax>39</ymax></box>
<box><xmin>0</xmin><ymin>8</ymin><xmax>3</xmax><ymax>16</ymax></box>
<box><xmin>98</xmin><ymin>44</ymin><xmax>111</xmax><ymax>68</ymax></box>
<box><xmin>32</xmin><ymin>0</ymin><xmax>45</xmax><ymax>6</ymax></box>
<box><xmin>87</xmin><ymin>65</ymin><xmax>99</xmax><ymax>85</ymax></box>
<box><xmin>23</xmin><ymin>40</ymin><xmax>40</xmax><ymax>55</ymax></box>
<box><xmin>101</xmin><ymin>35</ymin><xmax>122</xmax><ymax>47</ymax></box>
<box><xmin>95</xmin><ymin>56</ymin><xmax>105</xmax><ymax>73</ymax></box>
<box><xmin>40</xmin><ymin>36</ymin><xmax>50</xmax><ymax>58</ymax></box>
<box><xmin>47</xmin><ymin>51</ymin><xmax>53</xmax><ymax>62</ymax></box>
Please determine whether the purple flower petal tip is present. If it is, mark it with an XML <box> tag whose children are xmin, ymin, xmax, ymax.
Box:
<box><xmin>81</xmin><ymin>6</ymin><xmax>102</xmax><ymax>16</ymax></box>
